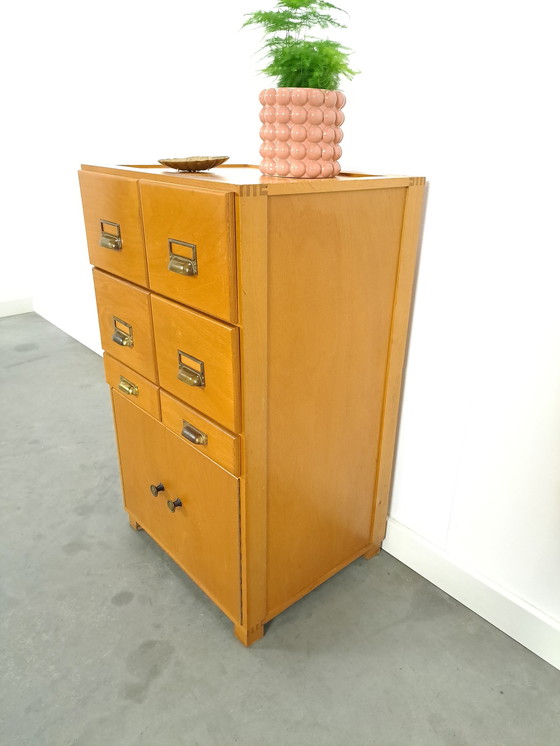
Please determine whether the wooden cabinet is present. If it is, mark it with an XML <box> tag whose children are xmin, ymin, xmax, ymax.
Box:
<box><xmin>79</xmin><ymin>163</ymin><xmax>425</xmax><ymax>645</ymax></box>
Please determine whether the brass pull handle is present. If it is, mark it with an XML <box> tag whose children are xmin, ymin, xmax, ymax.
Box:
<box><xmin>168</xmin><ymin>239</ymin><xmax>198</xmax><ymax>276</ymax></box>
<box><xmin>168</xmin><ymin>255</ymin><xmax>197</xmax><ymax>276</ymax></box>
<box><xmin>181</xmin><ymin>421</ymin><xmax>208</xmax><ymax>446</ymax></box>
<box><xmin>100</xmin><ymin>232</ymin><xmax>122</xmax><ymax>251</ymax></box>
<box><xmin>167</xmin><ymin>498</ymin><xmax>182</xmax><ymax>513</ymax></box>
<box><xmin>112</xmin><ymin>317</ymin><xmax>134</xmax><ymax>347</ymax></box>
<box><xmin>112</xmin><ymin>329</ymin><xmax>133</xmax><ymax>347</ymax></box>
<box><xmin>112</xmin><ymin>330</ymin><xmax>132</xmax><ymax>346</ymax></box>
<box><xmin>150</xmin><ymin>483</ymin><xmax>164</xmax><ymax>497</ymax></box>
<box><xmin>99</xmin><ymin>220</ymin><xmax>122</xmax><ymax>251</ymax></box>
<box><xmin>118</xmin><ymin>376</ymin><xmax>138</xmax><ymax>396</ymax></box>
<box><xmin>177</xmin><ymin>351</ymin><xmax>205</xmax><ymax>387</ymax></box>
<box><xmin>177</xmin><ymin>366</ymin><xmax>204</xmax><ymax>386</ymax></box>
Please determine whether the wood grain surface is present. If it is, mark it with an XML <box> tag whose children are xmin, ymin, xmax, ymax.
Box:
<box><xmin>103</xmin><ymin>352</ymin><xmax>161</xmax><ymax>420</ymax></box>
<box><xmin>79</xmin><ymin>170</ymin><xmax>147</xmax><ymax>285</ymax></box>
<box><xmin>151</xmin><ymin>294</ymin><xmax>240</xmax><ymax>432</ymax></box>
<box><xmin>92</xmin><ymin>269</ymin><xmax>158</xmax><ymax>383</ymax></box>
<box><xmin>113</xmin><ymin>391</ymin><xmax>241</xmax><ymax>623</ymax></box>
<box><xmin>265</xmin><ymin>187</ymin><xmax>407</xmax><ymax>616</ymax></box>
<box><xmin>160</xmin><ymin>390</ymin><xmax>240</xmax><ymax>476</ymax></box>
<box><xmin>140</xmin><ymin>181</ymin><xmax>237</xmax><ymax>322</ymax></box>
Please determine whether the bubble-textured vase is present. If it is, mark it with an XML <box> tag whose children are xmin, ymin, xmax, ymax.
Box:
<box><xmin>258</xmin><ymin>88</ymin><xmax>346</xmax><ymax>179</ymax></box>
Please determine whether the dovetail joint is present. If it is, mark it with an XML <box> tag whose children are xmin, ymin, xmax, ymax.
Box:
<box><xmin>240</xmin><ymin>185</ymin><xmax>268</xmax><ymax>198</ymax></box>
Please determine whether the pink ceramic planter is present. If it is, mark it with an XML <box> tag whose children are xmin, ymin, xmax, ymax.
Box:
<box><xmin>258</xmin><ymin>88</ymin><xmax>346</xmax><ymax>179</ymax></box>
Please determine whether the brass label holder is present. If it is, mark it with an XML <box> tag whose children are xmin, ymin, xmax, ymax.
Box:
<box><xmin>168</xmin><ymin>238</ymin><xmax>198</xmax><ymax>276</ymax></box>
<box><xmin>177</xmin><ymin>350</ymin><xmax>205</xmax><ymax>387</ymax></box>
<box><xmin>112</xmin><ymin>317</ymin><xmax>134</xmax><ymax>347</ymax></box>
<box><xmin>99</xmin><ymin>220</ymin><xmax>122</xmax><ymax>251</ymax></box>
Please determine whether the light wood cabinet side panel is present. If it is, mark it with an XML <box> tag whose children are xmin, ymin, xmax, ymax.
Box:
<box><xmin>237</xmin><ymin>193</ymin><xmax>269</xmax><ymax>633</ymax></box>
<box><xmin>265</xmin><ymin>187</ymin><xmax>407</xmax><ymax>615</ymax></box>
<box><xmin>370</xmin><ymin>181</ymin><xmax>426</xmax><ymax>549</ymax></box>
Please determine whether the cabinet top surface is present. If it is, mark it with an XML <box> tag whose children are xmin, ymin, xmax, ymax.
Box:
<box><xmin>80</xmin><ymin>163</ymin><xmax>424</xmax><ymax>195</ymax></box>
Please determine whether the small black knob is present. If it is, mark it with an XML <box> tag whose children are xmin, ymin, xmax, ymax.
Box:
<box><xmin>167</xmin><ymin>498</ymin><xmax>182</xmax><ymax>513</ymax></box>
<box><xmin>150</xmin><ymin>483</ymin><xmax>164</xmax><ymax>497</ymax></box>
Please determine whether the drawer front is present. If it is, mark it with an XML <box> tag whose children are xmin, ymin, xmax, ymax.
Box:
<box><xmin>140</xmin><ymin>181</ymin><xmax>237</xmax><ymax>322</ymax></box>
<box><xmin>161</xmin><ymin>391</ymin><xmax>240</xmax><ymax>476</ymax></box>
<box><xmin>152</xmin><ymin>295</ymin><xmax>240</xmax><ymax>432</ymax></box>
<box><xmin>104</xmin><ymin>353</ymin><xmax>161</xmax><ymax>419</ymax></box>
<box><xmin>93</xmin><ymin>269</ymin><xmax>157</xmax><ymax>382</ymax></box>
<box><xmin>79</xmin><ymin>171</ymin><xmax>147</xmax><ymax>286</ymax></box>
<box><xmin>113</xmin><ymin>391</ymin><xmax>241</xmax><ymax>623</ymax></box>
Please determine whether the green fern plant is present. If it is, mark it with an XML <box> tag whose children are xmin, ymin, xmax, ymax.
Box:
<box><xmin>243</xmin><ymin>0</ymin><xmax>358</xmax><ymax>90</ymax></box>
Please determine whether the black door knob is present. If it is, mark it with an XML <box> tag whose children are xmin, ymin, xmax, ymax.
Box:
<box><xmin>150</xmin><ymin>483</ymin><xmax>164</xmax><ymax>497</ymax></box>
<box><xmin>167</xmin><ymin>498</ymin><xmax>182</xmax><ymax>513</ymax></box>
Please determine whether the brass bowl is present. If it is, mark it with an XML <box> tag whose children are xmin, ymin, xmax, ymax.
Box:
<box><xmin>158</xmin><ymin>156</ymin><xmax>230</xmax><ymax>172</ymax></box>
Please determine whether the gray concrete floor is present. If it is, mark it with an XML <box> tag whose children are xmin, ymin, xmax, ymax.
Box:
<box><xmin>1</xmin><ymin>312</ymin><xmax>559</xmax><ymax>746</ymax></box>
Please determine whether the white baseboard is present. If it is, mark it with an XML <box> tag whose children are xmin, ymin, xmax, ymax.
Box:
<box><xmin>383</xmin><ymin>517</ymin><xmax>560</xmax><ymax>671</ymax></box>
<box><xmin>0</xmin><ymin>298</ymin><xmax>33</xmax><ymax>318</ymax></box>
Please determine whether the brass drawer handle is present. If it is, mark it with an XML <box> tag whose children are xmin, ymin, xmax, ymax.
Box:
<box><xmin>181</xmin><ymin>421</ymin><xmax>208</xmax><ymax>446</ymax></box>
<box><xmin>118</xmin><ymin>376</ymin><xmax>138</xmax><ymax>396</ymax></box>
<box><xmin>112</xmin><ymin>317</ymin><xmax>134</xmax><ymax>347</ymax></box>
<box><xmin>99</xmin><ymin>220</ymin><xmax>122</xmax><ymax>251</ymax></box>
<box><xmin>150</xmin><ymin>482</ymin><xmax>165</xmax><ymax>497</ymax></box>
<box><xmin>168</xmin><ymin>239</ymin><xmax>198</xmax><ymax>276</ymax></box>
<box><xmin>177</xmin><ymin>350</ymin><xmax>205</xmax><ymax>387</ymax></box>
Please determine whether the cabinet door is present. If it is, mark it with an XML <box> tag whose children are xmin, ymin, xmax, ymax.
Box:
<box><xmin>163</xmin><ymin>428</ymin><xmax>241</xmax><ymax>622</ymax></box>
<box><xmin>112</xmin><ymin>391</ymin><xmax>241</xmax><ymax>622</ymax></box>
<box><xmin>112</xmin><ymin>390</ymin><xmax>167</xmax><ymax>528</ymax></box>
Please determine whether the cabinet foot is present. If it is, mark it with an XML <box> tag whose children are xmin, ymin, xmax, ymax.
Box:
<box><xmin>128</xmin><ymin>514</ymin><xmax>143</xmax><ymax>532</ymax></box>
<box><xmin>363</xmin><ymin>543</ymin><xmax>381</xmax><ymax>560</ymax></box>
<box><xmin>234</xmin><ymin>622</ymin><xmax>265</xmax><ymax>647</ymax></box>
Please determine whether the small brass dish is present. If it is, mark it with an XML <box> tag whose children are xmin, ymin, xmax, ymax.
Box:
<box><xmin>158</xmin><ymin>156</ymin><xmax>230</xmax><ymax>172</ymax></box>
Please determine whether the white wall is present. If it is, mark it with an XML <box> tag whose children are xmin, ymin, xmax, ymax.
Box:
<box><xmin>3</xmin><ymin>1</ymin><xmax>559</xmax><ymax>666</ymax></box>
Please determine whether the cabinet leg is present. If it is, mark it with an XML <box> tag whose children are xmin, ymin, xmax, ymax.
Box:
<box><xmin>128</xmin><ymin>513</ymin><xmax>143</xmax><ymax>532</ymax></box>
<box><xmin>234</xmin><ymin>622</ymin><xmax>265</xmax><ymax>647</ymax></box>
<box><xmin>363</xmin><ymin>542</ymin><xmax>381</xmax><ymax>560</ymax></box>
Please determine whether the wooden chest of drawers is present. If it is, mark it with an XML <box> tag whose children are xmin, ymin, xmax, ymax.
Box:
<box><xmin>79</xmin><ymin>163</ymin><xmax>425</xmax><ymax>645</ymax></box>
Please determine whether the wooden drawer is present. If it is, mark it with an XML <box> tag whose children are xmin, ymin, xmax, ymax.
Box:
<box><xmin>152</xmin><ymin>295</ymin><xmax>240</xmax><ymax>432</ymax></box>
<box><xmin>103</xmin><ymin>353</ymin><xmax>160</xmax><ymax>419</ymax></box>
<box><xmin>113</xmin><ymin>391</ymin><xmax>241</xmax><ymax>622</ymax></box>
<box><xmin>140</xmin><ymin>181</ymin><xmax>237</xmax><ymax>322</ymax></box>
<box><xmin>93</xmin><ymin>269</ymin><xmax>157</xmax><ymax>383</ymax></box>
<box><xmin>79</xmin><ymin>171</ymin><xmax>147</xmax><ymax>286</ymax></box>
<box><xmin>161</xmin><ymin>391</ymin><xmax>240</xmax><ymax>476</ymax></box>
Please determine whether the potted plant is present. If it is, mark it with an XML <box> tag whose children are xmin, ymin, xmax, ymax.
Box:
<box><xmin>244</xmin><ymin>0</ymin><xmax>357</xmax><ymax>178</ymax></box>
